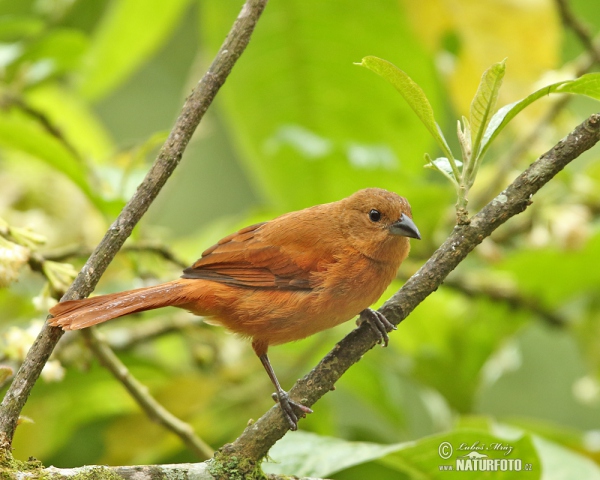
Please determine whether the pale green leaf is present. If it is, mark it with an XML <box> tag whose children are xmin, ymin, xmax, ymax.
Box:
<box><xmin>533</xmin><ymin>436</ymin><xmax>600</xmax><ymax>480</ymax></box>
<box><xmin>555</xmin><ymin>72</ymin><xmax>600</xmax><ymax>98</ymax></box>
<box><xmin>469</xmin><ymin>60</ymin><xmax>505</xmax><ymax>159</ymax></box>
<box><xmin>425</xmin><ymin>155</ymin><xmax>461</xmax><ymax>185</ymax></box>
<box><xmin>0</xmin><ymin>111</ymin><xmax>104</xmax><ymax>209</ymax></box>
<box><xmin>263</xmin><ymin>429</ymin><xmax>548</xmax><ymax>479</ymax></box>
<box><xmin>263</xmin><ymin>431</ymin><xmax>403</xmax><ymax>477</ymax></box>
<box><xmin>358</xmin><ymin>55</ymin><xmax>454</xmax><ymax>162</ymax></box>
<box><xmin>426</xmin><ymin>157</ymin><xmax>463</xmax><ymax>176</ymax></box>
<box><xmin>480</xmin><ymin>73</ymin><xmax>600</xmax><ymax>160</ymax></box>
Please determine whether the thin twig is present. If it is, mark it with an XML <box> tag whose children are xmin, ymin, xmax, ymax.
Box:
<box><xmin>0</xmin><ymin>95</ymin><xmax>83</xmax><ymax>162</ymax></box>
<box><xmin>442</xmin><ymin>274</ymin><xmax>566</xmax><ymax>326</ymax></box>
<box><xmin>395</xmin><ymin>269</ymin><xmax>567</xmax><ymax>327</ymax></box>
<box><xmin>102</xmin><ymin>313</ymin><xmax>204</xmax><ymax>350</ymax></box>
<box><xmin>124</xmin><ymin>244</ymin><xmax>189</xmax><ymax>269</ymax></box>
<box><xmin>43</xmin><ymin>242</ymin><xmax>189</xmax><ymax>270</ymax></box>
<box><xmin>222</xmin><ymin>114</ymin><xmax>600</xmax><ymax>462</ymax></box>
<box><xmin>555</xmin><ymin>0</ymin><xmax>600</xmax><ymax>64</ymax></box>
<box><xmin>0</xmin><ymin>0</ymin><xmax>269</xmax><ymax>449</ymax></box>
<box><xmin>81</xmin><ymin>328</ymin><xmax>214</xmax><ymax>460</ymax></box>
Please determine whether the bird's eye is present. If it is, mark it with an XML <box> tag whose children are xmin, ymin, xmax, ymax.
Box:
<box><xmin>369</xmin><ymin>209</ymin><xmax>381</xmax><ymax>222</ymax></box>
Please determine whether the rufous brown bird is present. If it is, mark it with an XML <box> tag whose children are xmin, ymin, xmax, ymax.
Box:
<box><xmin>49</xmin><ymin>188</ymin><xmax>420</xmax><ymax>430</ymax></box>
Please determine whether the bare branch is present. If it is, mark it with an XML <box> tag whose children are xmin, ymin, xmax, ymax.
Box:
<box><xmin>15</xmin><ymin>463</ymin><xmax>321</xmax><ymax>480</ymax></box>
<box><xmin>0</xmin><ymin>0</ymin><xmax>269</xmax><ymax>449</ymax></box>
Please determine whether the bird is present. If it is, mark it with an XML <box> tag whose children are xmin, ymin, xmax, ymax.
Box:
<box><xmin>48</xmin><ymin>188</ymin><xmax>421</xmax><ymax>430</ymax></box>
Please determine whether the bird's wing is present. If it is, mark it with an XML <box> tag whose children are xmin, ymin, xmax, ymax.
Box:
<box><xmin>181</xmin><ymin>222</ymin><xmax>320</xmax><ymax>290</ymax></box>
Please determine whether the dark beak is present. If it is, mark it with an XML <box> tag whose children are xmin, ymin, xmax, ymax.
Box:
<box><xmin>389</xmin><ymin>213</ymin><xmax>421</xmax><ymax>240</ymax></box>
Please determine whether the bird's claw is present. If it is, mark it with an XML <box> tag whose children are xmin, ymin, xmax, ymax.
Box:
<box><xmin>272</xmin><ymin>390</ymin><xmax>312</xmax><ymax>430</ymax></box>
<box><xmin>357</xmin><ymin>308</ymin><xmax>396</xmax><ymax>347</ymax></box>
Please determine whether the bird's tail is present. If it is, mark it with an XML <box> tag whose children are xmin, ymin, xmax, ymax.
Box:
<box><xmin>48</xmin><ymin>280</ymin><xmax>189</xmax><ymax>330</ymax></box>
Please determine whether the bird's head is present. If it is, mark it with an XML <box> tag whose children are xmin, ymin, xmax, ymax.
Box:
<box><xmin>341</xmin><ymin>188</ymin><xmax>420</xmax><ymax>262</ymax></box>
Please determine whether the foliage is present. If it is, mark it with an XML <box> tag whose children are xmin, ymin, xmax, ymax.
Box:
<box><xmin>0</xmin><ymin>0</ymin><xmax>600</xmax><ymax>478</ymax></box>
<box><xmin>358</xmin><ymin>56</ymin><xmax>600</xmax><ymax>220</ymax></box>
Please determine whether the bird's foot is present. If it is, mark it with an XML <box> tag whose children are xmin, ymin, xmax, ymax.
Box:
<box><xmin>357</xmin><ymin>308</ymin><xmax>396</xmax><ymax>347</ymax></box>
<box><xmin>271</xmin><ymin>390</ymin><xmax>313</xmax><ymax>431</ymax></box>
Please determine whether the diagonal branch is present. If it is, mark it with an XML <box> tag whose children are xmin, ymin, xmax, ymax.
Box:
<box><xmin>555</xmin><ymin>0</ymin><xmax>600</xmax><ymax>65</ymax></box>
<box><xmin>223</xmin><ymin>113</ymin><xmax>600</xmax><ymax>463</ymax></box>
<box><xmin>81</xmin><ymin>328</ymin><xmax>214</xmax><ymax>459</ymax></box>
<box><xmin>0</xmin><ymin>0</ymin><xmax>269</xmax><ymax>450</ymax></box>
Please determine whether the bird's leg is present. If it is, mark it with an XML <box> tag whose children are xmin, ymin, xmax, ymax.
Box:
<box><xmin>357</xmin><ymin>308</ymin><xmax>397</xmax><ymax>347</ymax></box>
<box><xmin>258</xmin><ymin>353</ymin><xmax>313</xmax><ymax>430</ymax></box>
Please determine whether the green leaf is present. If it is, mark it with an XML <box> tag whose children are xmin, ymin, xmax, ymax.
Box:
<box><xmin>426</xmin><ymin>157</ymin><xmax>463</xmax><ymax>176</ymax></box>
<box><xmin>263</xmin><ymin>429</ymin><xmax>546</xmax><ymax>479</ymax></box>
<box><xmin>358</xmin><ymin>55</ymin><xmax>455</xmax><ymax>165</ymax></box>
<box><xmin>555</xmin><ymin>72</ymin><xmax>600</xmax><ymax>98</ymax></box>
<box><xmin>425</xmin><ymin>154</ymin><xmax>462</xmax><ymax>186</ymax></box>
<box><xmin>533</xmin><ymin>436</ymin><xmax>600</xmax><ymax>480</ymax></box>
<box><xmin>469</xmin><ymin>60</ymin><xmax>505</xmax><ymax>160</ymax></box>
<box><xmin>493</xmin><ymin>232</ymin><xmax>600</xmax><ymax>308</ymax></box>
<box><xmin>25</xmin><ymin>84</ymin><xmax>115</xmax><ymax>163</ymax></box>
<box><xmin>200</xmin><ymin>1</ymin><xmax>444</xmax><ymax>210</ymax></box>
<box><xmin>480</xmin><ymin>72</ymin><xmax>600</xmax><ymax>160</ymax></box>
<box><xmin>263</xmin><ymin>431</ymin><xmax>403</xmax><ymax>477</ymax></box>
<box><xmin>20</xmin><ymin>28</ymin><xmax>88</xmax><ymax>81</ymax></box>
<box><xmin>78</xmin><ymin>0</ymin><xmax>192</xmax><ymax>100</ymax></box>
<box><xmin>380</xmin><ymin>431</ymin><xmax>540</xmax><ymax>479</ymax></box>
<box><xmin>0</xmin><ymin>110</ymin><xmax>104</xmax><ymax>210</ymax></box>
<box><xmin>0</xmin><ymin>15</ymin><xmax>44</xmax><ymax>42</ymax></box>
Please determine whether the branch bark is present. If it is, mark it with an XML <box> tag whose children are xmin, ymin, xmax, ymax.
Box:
<box><xmin>17</xmin><ymin>463</ymin><xmax>321</xmax><ymax>480</ymax></box>
<box><xmin>0</xmin><ymin>0</ymin><xmax>269</xmax><ymax>450</ymax></box>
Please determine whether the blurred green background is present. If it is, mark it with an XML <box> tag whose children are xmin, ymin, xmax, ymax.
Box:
<box><xmin>0</xmin><ymin>0</ymin><xmax>599</xmax><ymax>478</ymax></box>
